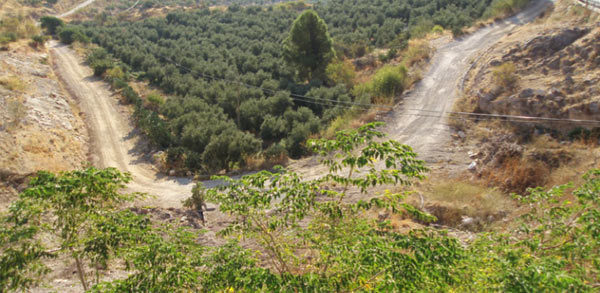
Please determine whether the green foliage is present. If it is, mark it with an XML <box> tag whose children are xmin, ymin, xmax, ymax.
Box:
<box><xmin>457</xmin><ymin>170</ymin><xmax>600</xmax><ymax>291</ymax></box>
<box><xmin>0</xmin><ymin>215</ymin><xmax>51</xmax><ymax>292</ymax></box>
<box><xmin>201</xmin><ymin>128</ymin><xmax>262</xmax><ymax>172</ymax></box>
<box><xmin>282</xmin><ymin>9</ymin><xmax>335</xmax><ymax>81</ymax></box>
<box><xmin>1</xmin><ymin>167</ymin><xmax>143</xmax><ymax>291</ymax></box>
<box><xmin>203</xmin><ymin>122</ymin><xmax>440</xmax><ymax>290</ymax></box>
<box><xmin>40</xmin><ymin>16</ymin><xmax>64</xmax><ymax>35</ymax></box>
<box><xmin>182</xmin><ymin>182</ymin><xmax>206</xmax><ymax>212</ymax></box>
<box><xmin>357</xmin><ymin>65</ymin><xmax>408</xmax><ymax>102</ymax></box>
<box><xmin>4</xmin><ymin>127</ymin><xmax>600</xmax><ymax>291</ymax></box>
<box><xmin>105</xmin><ymin>66</ymin><xmax>125</xmax><ymax>80</ymax></box>
<box><xmin>92</xmin><ymin>227</ymin><xmax>204</xmax><ymax>292</ymax></box>
<box><xmin>568</xmin><ymin>127</ymin><xmax>600</xmax><ymax>141</ymax></box>
<box><xmin>325</xmin><ymin>59</ymin><xmax>356</xmax><ymax>88</ymax></box>
<box><xmin>485</xmin><ymin>0</ymin><xmax>533</xmax><ymax>19</ymax></box>
<box><xmin>58</xmin><ymin>26</ymin><xmax>90</xmax><ymax>45</ymax></box>
<box><xmin>432</xmin><ymin>24</ymin><xmax>445</xmax><ymax>34</ymax></box>
<box><xmin>146</xmin><ymin>91</ymin><xmax>164</xmax><ymax>111</ymax></box>
<box><xmin>30</xmin><ymin>35</ymin><xmax>47</xmax><ymax>48</ymax></box>
<box><xmin>73</xmin><ymin>0</ymin><xmax>513</xmax><ymax>173</ymax></box>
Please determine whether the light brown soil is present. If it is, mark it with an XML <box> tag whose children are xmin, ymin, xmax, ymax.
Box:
<box><xmin>0</xmin><ymin>43</ymin><xmax>90</xmax><ymax>206</ymax></box>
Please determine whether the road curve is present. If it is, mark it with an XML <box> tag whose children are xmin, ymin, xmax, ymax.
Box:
<box><xmin>49</xmin><ymin>41</ymin><xmax>228</xmax><ymax>208</ymax></box>
<box><xmin>50</xmin><ymin>0</ymin><xmax>551</xmax><ymax>207</ymax></box>
<box><xmin>56</xmin><ymin>0</ymin><xmax>97</xmax><ymax>18</ymax></box>
<box><xmin>382</xmin><ymin>0</ymin><xmax>552</xmax><ymax>163</ymax></box>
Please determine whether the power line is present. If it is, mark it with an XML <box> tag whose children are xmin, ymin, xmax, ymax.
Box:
<box><xmin>125</xmin><ymin>35</ymin><xmax>600</xmax><ymax>126</ymax></box>
<box><xmin>128</xmin><ymin>34</ymin><xmax>392</xmax><ymax>110</ymax></box>
<box><xmin>402</xmin><ymin>108</ymin><xmax>600</xmax><ymax>125</ymax></box>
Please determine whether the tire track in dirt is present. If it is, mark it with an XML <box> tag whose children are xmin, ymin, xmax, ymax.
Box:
<box><xmin>290</xmin><ymin>0</ymin><xmax>553</xmax><ymax>178</ymax></box>
<box><xmin>50</xmin><ymin>41</ymin><xmax>225</xmax><ymax>208</ymax></box>
<box><xmin>50</xmin><ymin>0</ymin><xmax>552</xmax><ymax>207</ymax></box>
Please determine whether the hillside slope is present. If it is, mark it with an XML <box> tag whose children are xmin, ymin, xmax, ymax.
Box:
<box><xmin>0</xmin><ymin>43</ymin><xmax>89</xmax><ymax>205</ymax></box>
<box><xmin>457</xmin><ymin>0</ymin><xmax>600</xmax><ymax>191</ymax></box>
<box><xmin>50</xmin><ymin>1</ymin><xmax>553</xmax><ymax>208</ymax></box>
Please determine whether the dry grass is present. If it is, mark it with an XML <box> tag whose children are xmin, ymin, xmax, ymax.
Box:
<box><xmin>321</xmin><ymin>108</ymin><xmax>381</xmax><ymax>139</ymax></box>
<box><xmin>407</xmin><ymin>178</ymin><xmax>515</xmax><ymax>230</ymax></box>
<box><xmin>245</xmin><ymin>153</ymin><xmax>289</xmax><ymax>171</ymax></box>
<box><xmin>6</xmin><ymin>96</ymin><xmax>27</xmax><ymax>130</ymax></box>
<box><xmin>0</xmin><ymin>75</ymin><xmax>27</xmax><ymax>92</ymax></box>
<box><xmin>0</xmin><ymin>9</ymin><xmax>39</xmax><ymax>43</ymax></box>
<box><xmin>492</xmin><ymin>62</ymin><xmax>518</xmax><ymax>92</ymax></box>
<box><xmin>482</xmin><ymin>156</ymin><xmax>551</xmax><ymax>194</ymax></box>
<box><xmin>400</xmin><ymin>39</ymin><xmax>433</xmax><ymax>67</ymax></box>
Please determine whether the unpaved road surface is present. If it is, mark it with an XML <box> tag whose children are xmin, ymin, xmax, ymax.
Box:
<box><xmin>290</xmin><ymin>0</ymin><xmax>553</xmax><ymax>178</ymax></box>
<box><xmin>56</xmin><ymin>0</ymin><xmax>97</xmax><ymax>18</ymax></box>
<box><xmin>50</xmin><ymin>41</ymin><xmax>224</xmax><ymax>208</ymax></box>
<box><xmin>382</xmin><ymin>0</ymin><xmax>552</xmax><ymax>163</ymax></box>
<box><xmin>50</xmin><ymin>0</ymin><xmax>552</xmax><ymax>207</ymax></box>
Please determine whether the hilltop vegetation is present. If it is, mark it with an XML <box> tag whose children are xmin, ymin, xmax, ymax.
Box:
<box><xmin>63</xmin><ymin>0</ymin><xmax>528</xmax><ymax>174</ymax></box>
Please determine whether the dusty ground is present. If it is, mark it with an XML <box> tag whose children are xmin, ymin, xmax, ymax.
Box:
<box><xmin>457</xmin><ymin>0</ymin><xmax>600</xmax><ymax>191</ymax></box>
<box><xmin>289</xmin><ymin>0</ymin><xmax>554</xmax><ymax>180</ymax></box>
<box><xmin>0</xmin><ymin>42</ymin><xmax>89</xmax><ymax>206</ymax></box>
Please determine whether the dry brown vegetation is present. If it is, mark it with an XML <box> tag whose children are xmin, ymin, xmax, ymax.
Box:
<box><xmin>0</xmin><ymin>75</ymin><xmax>27</xmax><ymax>92</ymax></box>
<box><xmin>411</xmin><ymin>178</ymin><xmax>514</xmax><ymax>231</ymax></box>
<box><xmin>451</xmin><ymin>0</ymin><xmax>600</xmax><ymax>195</ymax></box>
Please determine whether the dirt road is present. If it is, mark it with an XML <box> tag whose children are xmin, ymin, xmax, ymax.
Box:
<box><xmin>56</xmin><ymin>0</ymin><xmax>97</xmax><ymax>18</ymax></box>
<box><xmin>381</xmin><ymin>0</ymin><xmax>552</xmax><ymax>164</ymax></box>
<box><xmin>290</xmin><ymin>0</ymin><xmax>553</xmax><ymax>178</ymax></box>
<box><xmin>49</xmin><ymin>0</ymin><xmax>551</xmax><ymax>207</ymax></box>
<box><xmin>49</xmin><ymin>41</ymin><xmax>222</xmax><ymax>207</ymax></box>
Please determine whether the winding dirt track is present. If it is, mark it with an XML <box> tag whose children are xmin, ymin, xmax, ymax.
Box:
<box><xmin>50</xmin><ymin>41</ymin><xmax>219</xmax><ymax>208</ymax></box>
<box><xmin>50</xmin><ymin>0</ymin><xmax>551</xmax><ymax>208</ymax></box>
<box><xmin>382</xmin><ymin>0</ymin><xmax>552</xmax><ymax>163</ymax></box>
<box><xmin>56</xmin><ymin>0</ymin><xmax>97</xmax><ymax>18</ymax></box>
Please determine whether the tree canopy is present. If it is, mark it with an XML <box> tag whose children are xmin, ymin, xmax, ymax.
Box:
<box><xmin>283</xmin><ymin>9</ymin><xmax>335</xmax><ymax>81</ymax></box>
<box><xmin>2</xmin><ymin>127</ymin><xmax>599</xmax><ymax>292</ymax></box>
<box><xmin>67</xmin><ymin>0</ymin><xmax>517</xmax><ymax>174</ymax></box>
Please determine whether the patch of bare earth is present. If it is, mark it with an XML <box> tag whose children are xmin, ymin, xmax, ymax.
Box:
<box><xmin>0</xmin><ymin>43</ymin><xmax>89</xmax><ymax>207</ymax></box>
<box><xmin>457</xmin><ymin>0</ymin><xmax>600</xmax><ymax>193</ymax></box>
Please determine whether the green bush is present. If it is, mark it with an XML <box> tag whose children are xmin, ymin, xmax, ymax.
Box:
<box><xmin>91</xmin><ymin>59</ymin><xmax>114</xmax><ymax>76</ymax></box>
<box><xmin>371</xmin><ymin>65</ymin><xmax>408</xmax><ymax>99</ymax></box>
<box><xmin>485</xmin><ymin>0</ymin><xmax>533</xmax><ymax>19</ymax></box>
<box><xmin>431</xmin><ymin>25</ymin><xmax>444</xmax><ymax>34</ymax></box>
<box><xmin>40</xmin><ymin>16</ymin><xmax>64</xmax><ymax>35</ymax></box>
<box><xmin>146</xmin><ymin>91</ymin><xmax>165</xmax><ymax>111</ymax></box>
<box><xmin>58</xmin><ymin>27</ymin><xmax>90</xmax><ymax>44</ymax></box>
<box><xmin>30</xmin><ymin>35</ymin><xmax>47</xmax><ymax>48</ymax></box>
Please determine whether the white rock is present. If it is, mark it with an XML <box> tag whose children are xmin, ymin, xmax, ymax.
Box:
<box><xmin>468</xmin><ymin>161</ymin><xmax>477</xmax><ymax>171</ymax></box>
<box><xmin>461</xmin><ymin>216</ymin><xmax>475</xmax><ymax>225</ymax></box>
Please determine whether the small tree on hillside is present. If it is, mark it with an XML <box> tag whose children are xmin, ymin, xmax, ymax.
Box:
<box><xmin>40</xmin><ymin>16</ymin><xmax>64</xmax><ymax>35</ymax></box>
<box><xmin>1</xmin><ymin>167</ymin><xmax>145</xmax><ymax>291</ymax></box>
<box><xmin>283</xmin><ymin>10</ymin><xmax>335</xmax><ymax>82</ymax></box>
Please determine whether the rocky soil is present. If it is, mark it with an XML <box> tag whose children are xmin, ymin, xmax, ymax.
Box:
<box><xmin>458</xmin><ymin>0</ymin><xmax>600</xmax><ymax>191</ymax></box>
<box><xmin>0</xmin><ymin>44</ymin><xmax>89</xmax><ymax>205</ymax></box>
<box><xmin>464</xmin><ymin>1</ymin><xmax>600</xmax><ymax>130</ymax></box>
